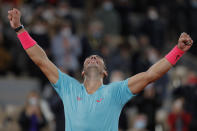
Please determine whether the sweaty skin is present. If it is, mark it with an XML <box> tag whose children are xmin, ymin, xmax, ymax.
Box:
<box><xmin>8</xmin><ymin>8</ymin><xmax>193</xmax><ymax>94</ymax></box>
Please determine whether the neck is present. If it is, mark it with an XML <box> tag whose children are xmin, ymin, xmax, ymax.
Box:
<box><xmin>83</xmin><ymin>70</ymin><xmax>103</xmax><ymax>94</ymax></box>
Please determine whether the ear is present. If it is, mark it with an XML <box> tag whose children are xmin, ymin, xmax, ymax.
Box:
<box><xmin>103</xmin><ymin>70</ymin><xmax>108</xmax><ymax>78</ymax></box>
<box><xmin>81</xmin><ymin>71</ymin><xmax>85</xmax><ymax>77</ymax></box>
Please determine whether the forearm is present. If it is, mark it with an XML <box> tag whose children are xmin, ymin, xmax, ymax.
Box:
<box><xmin>26</xmin><ymin>44</ymin><xmax>48</xmax><ymax>66</ymax></box>
<box><xmin>129</xmin><ymin>45</ymin><xmax>186</xmax><ymax>94</ymax></box>
<box><xmin>17</xmin><ymin>29</ymin><xmax>48</xmax><ymax>66</ymax></box>
<box><xmin>146</xmin><ymin>58</ymin><xmax>172</xmax><ymax>83</ymax></box>
<box><xmin>16</xmin><ymin>28</ymin><xmax>58</xmax><ymax>84</ymax></box>
<box><xmin>128</xmin><ymin>32</ymin><xmax>193</xmax><ymax>94</ymax></box>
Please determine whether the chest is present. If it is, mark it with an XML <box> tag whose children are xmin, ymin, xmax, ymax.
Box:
<box><xmin>63</xmin><ymin>87</ymin><xmax>118</xmax><ymax>114</ymax></box>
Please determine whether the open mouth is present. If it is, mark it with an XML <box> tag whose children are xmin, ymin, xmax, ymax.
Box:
<box><xmin>88</xmin><ymin>59</ymin><xmax>98</xmax><ymax>64</ymax></box>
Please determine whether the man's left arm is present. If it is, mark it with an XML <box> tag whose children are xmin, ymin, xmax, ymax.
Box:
<box><xmin>128</xmin><ymin>33</ymin><xmax>193</xmax><ymax>94</ymax></box>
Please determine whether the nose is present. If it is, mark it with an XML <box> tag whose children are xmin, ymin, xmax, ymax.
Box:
<box><xmin>91</xmin><ymin>56</ymin><xmax>96</xmax><ymax>60</ymax></box>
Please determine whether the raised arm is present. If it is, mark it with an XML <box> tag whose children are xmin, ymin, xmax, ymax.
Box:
<box><xmin>8</xmin><ymin>8</ymin><xmax>58</xmax><ymax>84</ymax></box>
<box><xmin>129</xmin><ymin>33</ymin><xmax>193</xmax><ymax>94</ymax></box>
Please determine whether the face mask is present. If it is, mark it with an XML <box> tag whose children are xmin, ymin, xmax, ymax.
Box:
<box><xmin>148</xmin><ymin>51</ymin><xmax>159</xmax><ymax>63</ymax></box>
<box><xmin>103</xmin><ymin>2</ymin><xmax>113</xmax><ymax>11</ymax></box>
<box><xmin>42</xmin><ymin>10</ymin><xmax>55</xmax><ymax>23</ymax></box>
<box><xmin>148</xmin><ymin>10</ymin><xmax>159</xmax><ymax>20</ymax></box>
<box><xmin>28</xmin><ymin>97</ymin><xmax>38</xmax><ymax>106</ymax></box>
<box><xmin>61</xmin><ymin>28</ymin><xmax>72</xmax><ymax>37</ymax></box>
<box><xmin>134</xmin><ymin>120</ymin><xmax>146</xmax><ymax>129</ymax></box>
<box><xmin>32</xmin><ymin>24</ymin><xmax>46</xmax><ymax>35</ymax></box>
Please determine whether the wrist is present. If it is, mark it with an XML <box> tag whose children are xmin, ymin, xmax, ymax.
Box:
<box><xmin>14</xmin><ymin>24</ymin><xmax>25</xmax><ymax>34</ymax></box>
<box><xmin>165</xmin><ymin>45</ymin><xmax>185</xmax><ymax>65</ymax></box>
<box><xmin>17</xmin><ymin>31</ymin><xmax>37</xmax><ymax>50</ymax></box>
<box><xmin>177</xmin><ymin>44</ymin><xmax>184</xmax><ymax>51</ymax></box>
<box><xmin>16</xmin><ymin>28</ymin><xmax>26</xmax><ymax>35</ymax></box>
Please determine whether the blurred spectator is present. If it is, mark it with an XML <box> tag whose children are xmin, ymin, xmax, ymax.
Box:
<box><xmin>51</xmin><ymin>21</ymin><xmax>81</xmax><ymax>75</ymax></box>
<box><xmin>170</xmin><ymin>0</ymin><xmax>189</xmax><ymax>34</ymax></box>
<box><xmin>42</xmin><ymin>84</ymin><xmax>64</xmax><ymax>131</ymax></box>
<box><xmin>172</xmin><ymin>69</ymin><xmax>197</xmax><ymax>130</ymax></box>
<box><xmin>168</xmin><ymin>98</ymin><xmax>191</xmax><ymax>131</ymax></box>
<box><xmin>188</xmin><ymin>0</ymin><xmax>197</xmax><ymax>55</ymax></box>
<box><xmin>108</xmin><ymin>43</ymin><xmax>132</xmax><ymax>75</ymax></box>
<box><xmin>136</xmin><ymin>84</ymin><xmax>161</xmax><ymax>130</ymax></box>
<box><xmin>30</xmin><ymin>18</ymin><xmax>50</xmax><ymax>53</ymax></box>
<box><xmin>18</xmin><ymin>91</ymin><xmax>47</xmax><ymax>131</ymax></box>
<box><xmin>115</xmin><ymin>0</ymin><xmax>132</xmax><ymax>36</ymax></box>
<box><xmin>132</xmin><ymin>114</ymin><xmax>148</xmax><ymax>131</ymax></box>
<box><xmin>68</xmin><ymin>0</ymin><xmax>85</xmax><ymax>8</ymax></box>
<box><xmin>131</xmin><ymin>35</ymin><xmax>151</xmax><ymax>75</ymax></box>
<box><xmin>86</xmin><ymin>20</ymin><xmax>104</xmax><ymax>51</ymax></box>
<box><xmin>79</xmin><ymin>20</ymin><xmax>104</xmax><ymax>65</ymax></box>
<box><xmin>0</xmin><ymin>20</ymin><xmax>12</xmax><ymax>75</ymax></box>
<box><xmin>110</xmin><ymin>70</ymin><xmax>124</xmax><ymax>82</ymax></box>
<box><xmin>56</xmin><ymin>1</ymin><xmax>76</xmax><ymax>34</ymax></box>
<box><xmin>41</xmin><ymin>5</ymin><xmax>56</xmax><ymax>25</ymax></box>
<box><xmin>95</xmin><ymin>0</ymin><xmax>121</xmax><ymax>35</ymax></box>
<box><xmin>141</xmin><ymin>7</ymin><xmax>165</xmax><ymax>50</ymax></box>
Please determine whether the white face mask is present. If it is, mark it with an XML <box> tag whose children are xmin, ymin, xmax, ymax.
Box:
<box><xmin>32</xmin><ymin>24</ymin><xmax>47</xmax><ymax>35</ymax></box>
<box><xmin>28</xmin><ymin>97</ymin><xmax>38</xmax><ymax>106</ymax></box>
<box><xmin>134</xmin><ymin>119</ymin><xmax>146</xmax><ymax>129</ymax></box>
<box><xmin>148</xmin><ymin>10</ymin><xmax>159</xmax><ymax>20</ymax></box>
<box><xmin>42</xmin><ymin>10</ymin><xmax>55</xmax><ymax>23</ymax></box>
<box><xmin>60</xmin><ymin>28</ymin><xmax>72</xmax><ymax>38</ymax></box>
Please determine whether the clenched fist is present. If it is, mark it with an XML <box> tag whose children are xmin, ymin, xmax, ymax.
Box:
<box><xmin>177</xmin><ymin>32</ymin><xmax>193</xmax><ymax>52</ymax></box>
<box><xmin>8</xmin><ymin>8</ymin><xmax>22</xmax><ymax>29</ymax></box>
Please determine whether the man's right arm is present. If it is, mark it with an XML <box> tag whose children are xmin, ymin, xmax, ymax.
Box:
<box><xmin>8</xmin><ymin>8</ymin><xmax>59</xmax><ymax>84</ymax></box>
<box><xmin>24</xmin><ymin>35</ymin><xmax>59</xmax><ymax>84</ymax></box>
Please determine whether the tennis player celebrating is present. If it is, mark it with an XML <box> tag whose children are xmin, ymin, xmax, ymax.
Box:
<box><xmin>8</xmin><ymin>8</ymin><xmax>193</xmax><ymax>131</ymax></box>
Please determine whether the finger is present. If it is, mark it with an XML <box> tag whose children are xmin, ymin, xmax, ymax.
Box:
<box><xmin>9</xmin><ymin>10</ymin><xmax>14</xmax><ymax>15</ymax></box>
<box><xmin>186</xmin><ymin>38</ymin><xmax>190</xmax><ymax>42</ymax></box>
<box><xmin>8</xmin><ymin>10</ymin><xmax>12</xmax><ymax>14</ymax></box>
<box><xmin>8</xmin><ymin>14</ymin><xmax>12</xmax><ymax>20</ymax></box>
<box><xmin>190</xmin><ymin>39</ymin><xmax>193</xmax><ymax>45</ymax></box>
<box><xmin>184</xmin><ymin>38</ymin><xmax>192</xmax><ymax>45</ymax></box>
<box><xmin>13</xmin><ymin>8</ymin><xmax>18</xmax><ymax>11</ymax></box>
<box><xmin>180</xmin><ymin>32</ymin><xmax>188</xmax><ymax>39</ymax></box>
<box><xmin>179</xmin><ymin>38</ymin><xmax>186</xmax><ymax>42</ymax></box>
<box><xmin>185</xmin><ymin>41</ymin><xmax>191</xmax><ymax>45</ymax></box>
<box><xmin>181</xmin><ymin>32</ymin><xmax>187</xmax><ymax>36</ymax></box>
<box><xmin>13</xmin><ymin>8</ymin><xmax>19</xmax><ymax>14</ymax></box>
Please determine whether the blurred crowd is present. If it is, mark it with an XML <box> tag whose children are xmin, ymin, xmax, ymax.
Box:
<box><xmin>0</xmin><ymin>0</ymin><xmax>197</xmax><ymax>131</ymax></box>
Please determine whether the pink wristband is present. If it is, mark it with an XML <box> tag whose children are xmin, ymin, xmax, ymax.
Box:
<box><xmin>17</xmin><ymin>31</ymin><xmax>36</xmax><ymax>50</ymax></box>
<box><xmin>165</xmin><ymin>45</ymin><xmax>185</xmax><ymax>65</ymax></box>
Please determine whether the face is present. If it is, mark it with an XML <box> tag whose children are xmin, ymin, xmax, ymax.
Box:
<box><xmin>83</xmin><ymin>55</ymin><xmax>107</xmax><ymax>77</ymax></box>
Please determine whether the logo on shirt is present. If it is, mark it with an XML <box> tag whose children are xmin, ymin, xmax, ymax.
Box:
<box><xmin>77</xmin><ymin>96</ymin><xmax>82</xmax><ymax>101</ymax></box>
<box><xmin>175</xmin><ymin>55</ymin><xmax>180</xmax><ymax>60</ymax></box>
<box><xmin>96</xmin><ymin>98</ymin><xmax>104</xmax><ymax>102</ymax></box>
